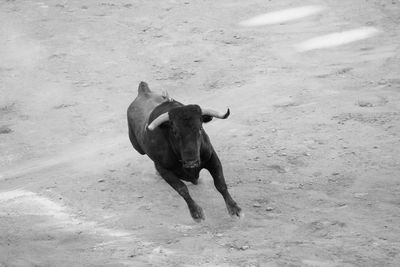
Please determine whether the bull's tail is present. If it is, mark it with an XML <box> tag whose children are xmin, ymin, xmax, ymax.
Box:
<box><xmin>138</xmin><ymin>81</ymin><xmax>151</xmax><ymax>95</ymax></box>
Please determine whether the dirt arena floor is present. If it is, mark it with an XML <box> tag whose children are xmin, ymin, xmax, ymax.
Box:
<box><xmin>1</xmin><ymin>0</ymin><xmax>400</xmax><ymax>266</ymax></box>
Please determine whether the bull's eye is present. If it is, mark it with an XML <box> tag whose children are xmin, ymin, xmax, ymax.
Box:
<box><xmin>171</xmin><ymin>126</ymin><xmax>179</xmax><ymax>137</ymax></box>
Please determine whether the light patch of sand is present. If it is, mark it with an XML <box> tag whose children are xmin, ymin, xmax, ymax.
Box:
<box><xmin>239</xmin><ymin>6</ymin><xmax>324</xmax><ymax>26</ymax></box>
<box><xmin>295</xmin><ymin>27</ymin><xmax>380</xmax><ymax>52</ymax></box>
<box><xmin>0</xmin><ymin>135</ymin><xmax>130</xmax><ymax>180</ymax></box>
<box><xmin>0</xmin><ymin>189</ymin><xmax>131</xmax><ymax>237</ymax></box>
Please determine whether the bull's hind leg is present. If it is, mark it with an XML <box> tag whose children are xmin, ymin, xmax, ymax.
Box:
<box><xmin>205</xmin><ymin>150</ymin><xmax>242</xmax><ymax>218</ymax></box>
<box><xmin>155</xmin><ymin>164</ymin><xmax>205</xmax><ymax>222</ymax></box>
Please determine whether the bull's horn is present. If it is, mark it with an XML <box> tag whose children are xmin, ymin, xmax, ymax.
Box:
<box><xmin>147</xmin><ymin>113</ymin><xmax>170</xmax><ymax>130</ymax></box>
<box><xmin>201</xmin><ymin>108</ymin><xmax>230</xmax><ymax>119</ymax></box>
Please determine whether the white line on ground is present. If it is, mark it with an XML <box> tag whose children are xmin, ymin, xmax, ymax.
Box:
<box><xmin>0</xmin><ymin>189</ymin><xmax>131</xmax><ymax>237</ymax></box>
<box><xmin>295</xmin><ymin>27</ymin><xmax>380</xmax><ymax>52</ymax></box>
<box><xmin>239</xmin><ymin>5</ymin><xmax>325</xmax><ymax>27</ymax></box>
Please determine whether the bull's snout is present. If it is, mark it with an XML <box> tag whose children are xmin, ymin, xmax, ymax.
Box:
<box><xmin>182</xmin><ymin>160</ymin><xmax>200</xmax><ymax>169</ymax></box>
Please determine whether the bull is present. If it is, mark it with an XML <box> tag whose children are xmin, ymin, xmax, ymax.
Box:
<box><xmin>127</xmin><ymin>82</ymin><xmax>242</xmax><ymax>222</ymax></box>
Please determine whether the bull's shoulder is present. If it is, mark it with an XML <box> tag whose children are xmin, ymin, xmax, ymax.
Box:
<box><xmin>128</xmin><ymin>87</ymin><xmax>170</xmax><ymax>120</ymax></box>
<box><xmin>148</xmin><ymin>100</ymin><xmax>183</xmax><ymax>123</ymax></box>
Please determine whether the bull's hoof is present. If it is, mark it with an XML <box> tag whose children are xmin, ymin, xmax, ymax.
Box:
<box><xmin>189</xmin><ymin>204</ymin><xmax>205</xmax><ymax>222</ymax></box>
<box><xmin>227</xmin><ymin>202</ymin><xmax>242</xmax><ymax>218</ymax></box>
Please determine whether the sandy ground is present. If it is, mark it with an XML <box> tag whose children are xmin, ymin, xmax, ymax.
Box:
<box><xmin>1</xmin><ymin>0</ymin><xmax>400</xmax><ymax>266</ymax></box>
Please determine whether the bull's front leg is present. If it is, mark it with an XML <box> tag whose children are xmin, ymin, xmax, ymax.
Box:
<box><xmin>155</xmin><ymin>164</ymin><xmax>205</xmax><ymax>222</ymax></box>
<box><xmin>205</xmin><ymin>151</ymin><xmax>242</xmax><ymax>218</ymax></box>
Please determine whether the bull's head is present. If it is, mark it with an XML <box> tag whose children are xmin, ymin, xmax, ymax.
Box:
<box><xmin>147</xmin><ymin>105</ymin><xmax>230</xmax><ymax>169</ymax></box>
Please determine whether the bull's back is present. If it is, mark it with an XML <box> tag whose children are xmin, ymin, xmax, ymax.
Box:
<box><xmin>127</xmin><ymin>82</ymin><xmax>168</xmax><ymax>154</ymax></box>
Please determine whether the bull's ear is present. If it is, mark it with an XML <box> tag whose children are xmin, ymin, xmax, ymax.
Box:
<box><xmin>202</xmin><ymin>115</ymin><xmax>213</xmax><ymax>123</ymax></box>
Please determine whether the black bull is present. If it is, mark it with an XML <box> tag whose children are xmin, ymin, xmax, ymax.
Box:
<box><xmin>127</xmin><ymin>82</ymin><xmax>242</xmax><ymax>222</ymax></box>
